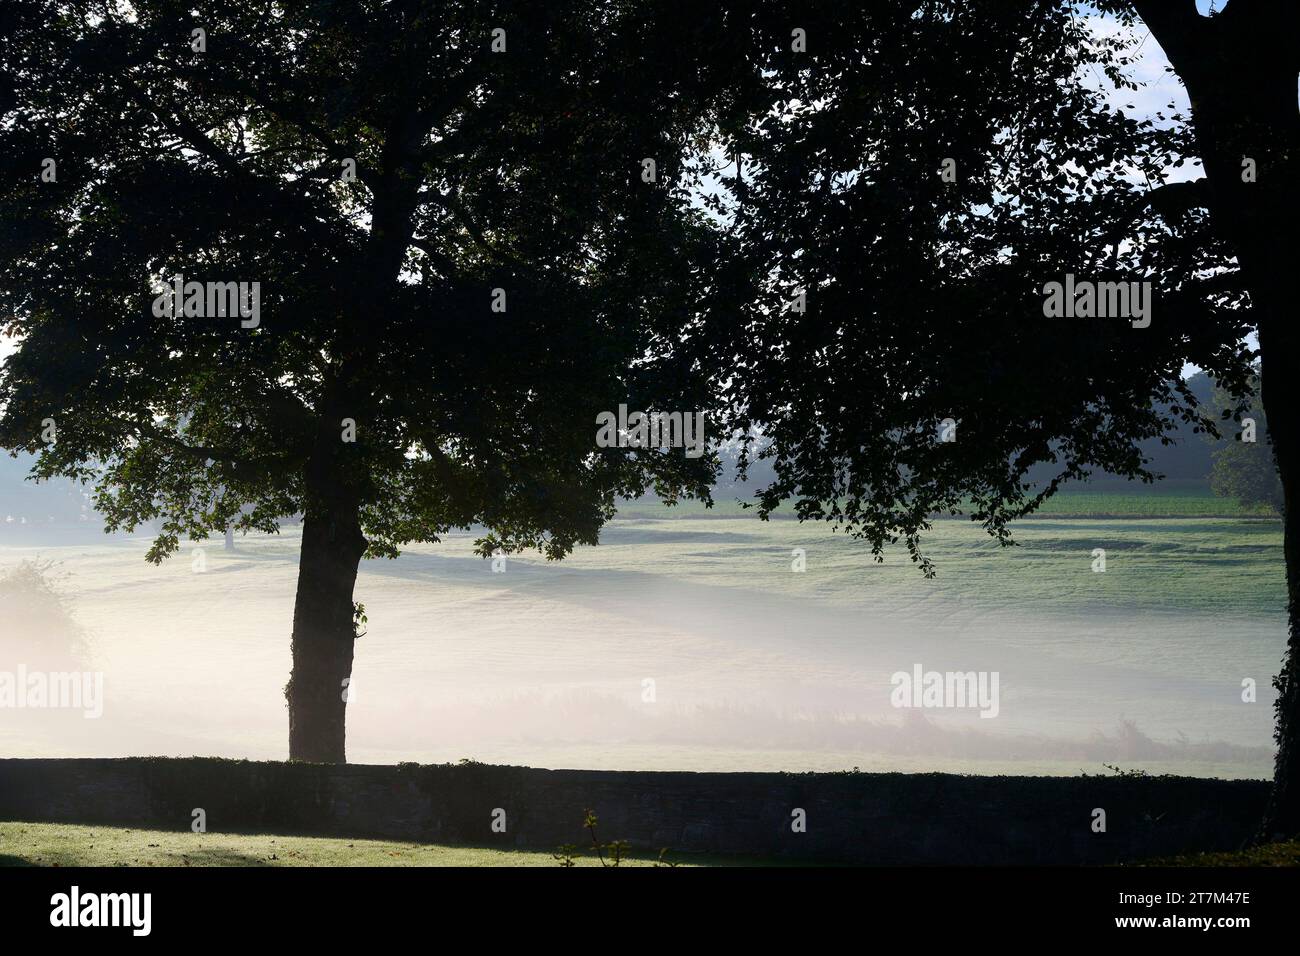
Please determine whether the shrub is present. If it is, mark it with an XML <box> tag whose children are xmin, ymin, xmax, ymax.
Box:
<box><xmin>0</xmin><ymin>558</ymin><xmax>89</xmax><ymax>665</ymax></box>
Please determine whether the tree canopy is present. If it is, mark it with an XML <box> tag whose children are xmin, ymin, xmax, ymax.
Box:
<box><xmin>0</xmin><ymin>0</ymin><xmax>731</xmax><ymax>565</ymax></box>
<box><xmin>0</xmin><ymin>1</ymin><xmax>1286</xmax><ymax>785</ymax></box>
<box><xmin>701</xmin><ymin>1</ymin><xmax>1256</xmax><ymax>572</ymax></box>
<box><xmin>0</xmin><ymin>0</ymin><xmax>748</xmax><ymax>761</ymax></box>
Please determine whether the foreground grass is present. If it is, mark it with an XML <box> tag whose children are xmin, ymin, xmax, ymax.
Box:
<box><xmin>1136</xmin><ymin>841</ymin><xmax>1300</xmax><ymax>867</ymax></box>
<box><xmin>8</xmin><ymin>821</ymin><xmax>1295</xmax><ymax>867</ymax></box>
<box><xmin>0</xmin><ymin>821</ymin><xmax>750</xmax><ymax>867</ymax></box>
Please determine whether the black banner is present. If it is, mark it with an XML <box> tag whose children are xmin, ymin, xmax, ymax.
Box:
<box><xmin>0</xmin><ymin>865</ymin><xmax>1290</xmax><ymax>942</ymax></box>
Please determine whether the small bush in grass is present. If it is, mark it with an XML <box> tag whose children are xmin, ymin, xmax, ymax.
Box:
<box><xmin>552</xmin><ymin>811</ymin><xmax>677</xmax><ymax>868</ymax></box>
<box><xmin>0</xmin><ymin>558</ymin><xmax>89</xmax><ymax>665</ymax></box>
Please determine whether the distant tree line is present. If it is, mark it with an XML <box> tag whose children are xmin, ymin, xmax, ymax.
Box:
<box><xmin>5</xmin><ymin>368</ymin><xmax>1283</xmax><ymax>522</ymax></box>
<box><xmin>713</xmin><ymin>370</ymin><xmax>1282</xmax><ymax>513</ymax></box>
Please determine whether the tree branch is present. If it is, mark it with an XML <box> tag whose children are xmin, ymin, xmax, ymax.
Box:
<box><xmin>120</xmin><ymin>73</ymin><xmax>350</xmax><ymax>245</ymax></box>
<box><xmin>1096</xmin><ymin>179</ymin><xmax>1213</xmax><ymax>267</ymax></box>
<box><xmin>407</xmin><ymin>235</ymin><xmax>459</xmax><ymax>278</ymax></box>
<box><xmin>1130</xmin><ymin>0</ymin><xmax>1208</xmax><ymax>76</ymax></box>
<box><xmin>1145</xmin><ymin>178</ymin><xmax>1213</xmax><ymax>218</ymax></box>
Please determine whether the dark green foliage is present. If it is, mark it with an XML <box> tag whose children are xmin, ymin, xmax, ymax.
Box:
<box><xmin>552</xmin><ymin>810</ymin><xmax>675</xmax><ymax>867</ymax></box>
<box><xmin>700</xmin><ymin>2</ymin><xmax>1256</xmax><ymax>573</ymax></box>
<box><xmin>0</xmin><ymin>0</ymin><xmax>728</xmax><ymax>564</ymax></box>
<box><xmin>1209</xmin><ymin>373</ymin><xmax>1283</xmax><ymax>514</ymax></box>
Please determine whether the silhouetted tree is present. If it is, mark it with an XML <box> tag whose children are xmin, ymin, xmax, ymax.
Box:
<box><xmin>707</xmin><ymin>0</ymin><xmax>1295</xmax><ymax>834</ymax></box>
<box><xmin>1089</xmin><ymin>0</ymin><xmax>1299</xmax><ymax>837</ymax></box>
<box><xmin>706</xmin><ymin>2</ymin><xmax>1252</xmax><ymax>562</ymax></box>
<box><xmin>5</xmin><ymin>0</ymin><xmax>1296</xmax><ymax>840</ymax></box>
<box><xmin>0</xmin><ymin>0</ymin><xmax>731</xmax><ymax>761</ymax></box>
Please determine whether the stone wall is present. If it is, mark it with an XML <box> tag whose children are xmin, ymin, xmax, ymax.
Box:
<box><xmin>0</xmin><ymin>758</ymin><xmax>1269</xmax><ymax>864</ymax></box>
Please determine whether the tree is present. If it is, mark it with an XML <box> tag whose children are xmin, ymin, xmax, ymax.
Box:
<box><xmin>0</xmin><ymin>0</ymin><xmax>730</xmax><ymax>761</ymax></box>
<box><xmin>1098</xmin><ymin>0</ymin><xmax>1300</xmax><ymax>836</ymax></box>
<box><xmin>704</xmin><ymin>1</ymin><xmax>1252</xmax><ymax>560</ymax></box>
<box><xmin>1208</xmin><ymin>373</ymin><xmax>1283</xmax><ymax>514</ymax></box>
<box><xmin>704</xmin><ymin>0</ymin><xmax>1297</xmax><ymax>834</ymax></box>
<box><xmin>7</xmin><ymin>0</ymin><xmax>1296</xmax><ymax>838</ymax></box>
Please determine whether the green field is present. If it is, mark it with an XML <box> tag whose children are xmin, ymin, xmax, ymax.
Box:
<box><xmin>626</xmin><ymin>479</ymin><xmax>1277</xmax><ymax>521</ymax></box>
<box><xmin>613</xmin><ymin>498</ymin><xmax>1284</xmax><ymax>617</ymax></box>
<box><xmin>1018</xmin><ymin>484</ymin><xmax>1277</xmax><ymax>518</ymax></box>
<box><xmin>0</xmin><ymin>821</ymin><xmax>740</xmax><ymax>867</ymax></box>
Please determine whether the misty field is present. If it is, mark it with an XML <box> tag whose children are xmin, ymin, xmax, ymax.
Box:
<box><xmin>0</xmin><ymin>495</ymin><xmax>1285</xmax><ymax>779</ymax></box>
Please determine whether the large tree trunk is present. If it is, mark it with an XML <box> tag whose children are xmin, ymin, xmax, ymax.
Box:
<box><xmin>285</xmin><ymin>460</ymin><xmax>367</xmax><ymax>763</ymax></box>
<box><xmin>284</xmin><ymin>154</ymin><xmax>407</xmax><ymax>759</ymax></box>
<box><xmin>1261</xmin><ymin>326</ymin><xmax>1300</xmax><ymax>837</ymax></box>
<box><xmin>1132</xmin><ymin>0</ymin><xmax>1300</xmax><ymax>835</ymax></box>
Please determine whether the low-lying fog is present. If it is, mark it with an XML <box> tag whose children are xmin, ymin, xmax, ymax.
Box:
<box><xmin>1</xmin><ymin>509</ymin><xmax>1283</xmax><ymax>778</ymax></box>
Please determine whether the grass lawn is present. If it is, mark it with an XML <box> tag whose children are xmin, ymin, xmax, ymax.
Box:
<box><xmin>609</xmin><ymin>503</ymin><xmax>1284</xmax><ymax>617</ymax></box>
<box><xmin>1134</xmin><ymin>841</ymin><xmax>1300</xmax><ymax>867</ymax></box>
<box><xmin>7</xmin><ymin>821</ymin><xmax>1293</xmax><ymax>867</ymax></box>
<box><xmin>0</xmin><ymin>821</ymin><xmax>748</xmax><ymax>867</ymax></box>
